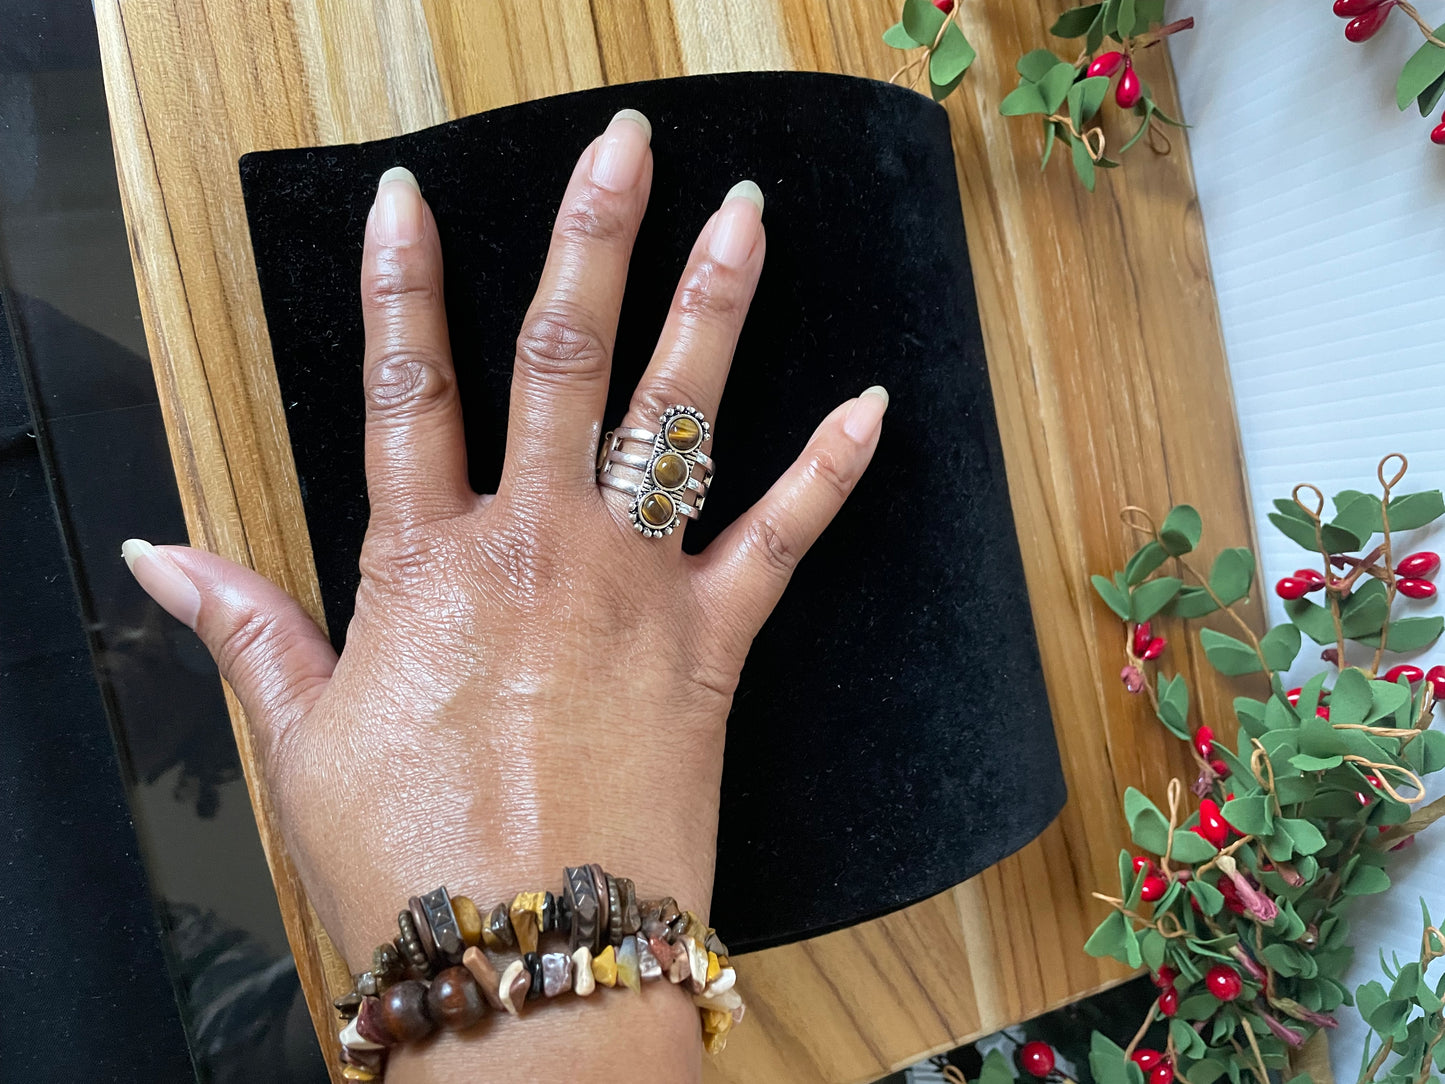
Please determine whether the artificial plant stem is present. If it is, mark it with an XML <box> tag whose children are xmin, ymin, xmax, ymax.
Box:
<box><xmin>1175</xmin><ymin>555</ymin><xmax>1272</xmax><ymax>677</ymax></box>
<box><xmin>1361</xmin><ymin>1036</ymin><xmax>1394</xmax><ymax>1083</ymax></box>
<box><xmin>1371</xmin><ymin>489</ymin><xmax>1398</xmax><ymax>675</ymax></box>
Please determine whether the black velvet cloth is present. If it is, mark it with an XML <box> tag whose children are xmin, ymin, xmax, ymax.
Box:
<box><xmin>238</xmin><ymin>71</ymin><xmax>1065</xmax><ymax>951</ymax></box>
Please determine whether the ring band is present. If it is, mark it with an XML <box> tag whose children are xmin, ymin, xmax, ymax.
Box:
<box><xmin>597</xmin><ymin>405</ymin><xmax>713</xmax><ymax>537</ymax></box>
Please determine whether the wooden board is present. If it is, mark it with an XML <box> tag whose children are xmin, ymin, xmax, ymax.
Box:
<box><xmin>94</xmin><ymin>1</ymin><xmax>1260</xmax><ymax>1081</ymax></box>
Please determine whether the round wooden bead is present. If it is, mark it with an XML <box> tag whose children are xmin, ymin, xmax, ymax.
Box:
<box><xmin>378</xmin><ymin>980</ymin><xmax>434</xmax><ymax>1043</ymax></box>
<box><xmin>452</xmin><ymin>896</ymin><xmax>483</xmax><ymax>948</ymax></box>
<box><xmin>426</xmin><ymin>966</ymin><xmax>485</xmax><ymax>1030</ymax></box>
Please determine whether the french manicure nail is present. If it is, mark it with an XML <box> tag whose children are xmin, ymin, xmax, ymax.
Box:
<box><xmin>843</xmin><ymin>385</ymin><xmax>889</xmax><ymax>443</ymax></box>
<box><xmin>374</xmin><ymin>166</ymin><xmax>424</xmax><ymax>246</ymax></box>
<box><xmin>122</xmin><ymin>538</ymin><xmax>201</xmax><ymax>628</ymax></box>
<box><xmin>707</xmin><ymin>180</ymin><xmax>764</xmax><ymax>268</ymax></box>
<box><xmin>591</xmin><ymin>109</ymin><xmax>652</xmax><ymax>193</ymax></box>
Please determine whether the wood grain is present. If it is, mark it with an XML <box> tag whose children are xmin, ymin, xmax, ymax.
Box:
<box><xmin>94</xmin><ymin>1</ymin><xmax>1259</xmax><ymax>1081</ymax></box>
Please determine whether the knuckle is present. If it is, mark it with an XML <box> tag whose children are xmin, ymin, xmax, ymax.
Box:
<box><xmin>804</xmin><ymin>445</ymin><xmax>856</xmax><ymax>502</ymax></box>
<box><xmin>363</xmin><ymin>349</ymin><xmax>455</xmax><ymax>420</ymax></box>
<box><xmin>742</xmin><ymin>515</ymin><xmax>800</xmax><ymax>579</ymax></box>
<box><xmin>359</xmin><ymin>528</ymin><xmax>439</xmax><ymax>590</ymax></box>
<box><xmin>215</xmin><ymin>610</ymin><xmax>285</xmax><ymax>684</ymax></box>
<box><xmin>514</xmin><ymin>309</ymin><xmax>609</xmax><ymax>382</ymax></box>
<box><xmin>365</xmin><ymin>258</ymin><xmax>441</xmax><ymax>314</ymax></box>
<box><xmin>673</xmin><ymin>262</ymin><xmax>746</xmax><ymax>329</ymax></box>
<box><xmin>555</xmin><ymin>188</ymin><xmax>630</xmax><ymax>248</ymax></box>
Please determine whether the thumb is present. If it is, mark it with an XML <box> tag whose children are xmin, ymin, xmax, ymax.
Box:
<box><xmin>122</xmin><ymin>539</ymin><xmax>338</xmax><ymax>763</ymax></box>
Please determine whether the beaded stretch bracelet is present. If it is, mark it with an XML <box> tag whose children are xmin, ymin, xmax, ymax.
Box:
<box><xmin>331</xmin><ymin>864</ymin><xmax>743</xmax><ymax>1080</ymax></box>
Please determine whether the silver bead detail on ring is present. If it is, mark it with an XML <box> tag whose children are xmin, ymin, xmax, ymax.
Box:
<box><xmin>597</xmin><ymin>405</ymin><xmax>713</xmax><ymax>537</ymax></box>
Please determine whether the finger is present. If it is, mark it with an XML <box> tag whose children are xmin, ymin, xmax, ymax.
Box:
<box><xmin>599</xmin><ymin>182</ymin><xmax>765</xmax><ymax>531</ymax></box>
<box><xmin>694</xmin><ymin>387</ymin><xmax>888</xmax><ymax>645</ymax></box>
<box><xmin>504</xmin><ymin>109</ymin><xmax>653</xmax><ymax>490</ymax></box>
<box><xmin>360</xmin><ymin>166</ymin><xmax>472</xmax><ymax>525</ymax></box>
<box><xmin>122</xmin><ymin>539</ymin><xmax>337</xmax><ymax>767</ymax></box>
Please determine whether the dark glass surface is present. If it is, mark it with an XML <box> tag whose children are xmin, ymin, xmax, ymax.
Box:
<box><xmin>0</xmin><ymin>2</ymin><xmax>325</xmax><ymax>1079</ymax></box>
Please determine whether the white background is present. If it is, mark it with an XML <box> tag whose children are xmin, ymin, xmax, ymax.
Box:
<box><xmin>1169</xmin><ymin>3</ymin><xmax>1445</xmax><ymax>1077</ymax></box>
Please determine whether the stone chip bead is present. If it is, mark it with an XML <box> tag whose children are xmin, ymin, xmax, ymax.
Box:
<box><xmin>541</xmin><ymin>951</ymin><xmax>574</xmax><ymax>997</ymax></box>
<box><xmin>378</xmin><ymin>980</ymin><xmax>434</xmax><ymax>1044</ymax></box>
<box><xmin>523</xmin><ymin>952</ymin><xmax>544</xmax><ymax>1001</ymax></box>
<box><xmin>591</xmin><ymin>945</ymin><xmax>618</xmax><ymax>988</ymax></box>
<box><xmin>341</xmin><ymin>1069</ymin><xmax>379</xmax><ymax>1083</ymax></box>
<box><xmin>342</xmin><ymin>1010</ymin><xmax>386</xmax><ymax>1051</ymax></box>
<box><xmin>617</xmin><ymin>877</ymin><xmax>641</xmax><ymax>936</ymax></box>
<box><xmin>426</xmin><ymin>966</ymin><xmax>485</xmax><ymax>1030</ymax></box>
<box><xmin>498</xmin><ymin>959</ymin><xmax>530</xmax><ymax>1016</ymax></box>
<box><xmin>665</xmin><ymin>414</ymin><xmax>703</xmax><ymax>452</ymax></box>
<box><xmin>617</xmin><ymin>935</ymin><xmax>642</xmax><ymax>992</ymax></box>
<box><xmin>483</xmin><ymin>902</ymin><xmax>516</xmax><ymax>952</ymax></box>
<box><xmin>572</xmin><ymin>947</ymin><xmax>596</xmax><ymax>997</ymax></box>
<box><xmin>510</xmin><ymin>891</ymin><xmax>547</xmax><ymax>956</ymax></box>
<box><xmin>451</xmin><ymin>895</ymin><xmax>483</xmax><ymax>949</ymax></box>
<box><xmin>701</xmin><ymin>1008</ymin><xmax>734</xmax><ymax>1055</ymax></box>
<box><xmin>461</xmin><ymin>947</ymin><xmax>506</xmax><ymax>1012</ymax></box>
<box><xmin>637</xmin><ymin>935</ymin><xmax>663</xmax><ymax>983</ymax></box>
<box><xmin>372</xmin><ymin>941</ymin><xmax>405</xmax><ymax>986</ymax></box>
<box><xmin>683</xmin><ymin>937</ymin><xmax>709</xmax><ymax>994</ymax></box>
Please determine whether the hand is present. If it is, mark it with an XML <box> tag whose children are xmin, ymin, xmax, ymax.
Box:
<box><xmin>123</xmin><ymin>108</ymin><xmax>887</xmax><ymax>1081</ymax></box>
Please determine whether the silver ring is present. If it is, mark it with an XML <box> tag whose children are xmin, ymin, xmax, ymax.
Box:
<box><xmin>596</xmin><ymin>405</ymin><xmax>713</xmax><ymax>537</ymax></box>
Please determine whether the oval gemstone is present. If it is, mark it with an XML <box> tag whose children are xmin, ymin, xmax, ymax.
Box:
<box><xmin>638</xmin><ymin>491</ymin><xmax>675</xmax><ymax>528</ymax></box>
<box><xmin>665</xmin><ymin>415</ymin><xmax>702</xmax><ymax>452</ymax></box>
<box><xmin>652</xmin><ymin>452</ymin><xmax>688</xmax><ymax>490</ymax></box>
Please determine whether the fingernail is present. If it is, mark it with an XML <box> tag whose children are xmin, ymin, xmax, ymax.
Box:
<box><xmin>590</xmin><ymin>109</ymin><xmax>651</xmax><ymax>193</ymax></box>
<box><xmin>843</xmin><ymin>385</ymin><xmax>889</xmax><ymax>443</ymax></box>
<box><xmin>374</xmin><ymin>166</ymin><xmax>424</xmax><ymax>246</ymax></box>
<box><xmin>122</xmin><ymin>539</ymin><xmax>201</xmax><ymax>628</ymax></box>
<box><xmin>707</xmin><ymin>180</ymin><xmax>764</xmax><ymax>268</ymax></box>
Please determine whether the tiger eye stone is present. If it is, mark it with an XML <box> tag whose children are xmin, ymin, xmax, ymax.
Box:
<box><xmin>452</xmin><ymin>896</ymin><xmax>482</xmax><ymax>948</ymax></box>
<box><xmin>665</xmin><ymin>415</ymin><xmax>702</xmax><ymax>452</ymax></box>
<box><xmin>638</xmin><ymin>491</ymin><xmax>675</xmax><ymax>529</ymax></box>
<box><xmin>652</xmin><ymin>452</ymin><xmax>688</xmax><ymax>490</ymax></box>
<box><xmin>482</xmin><ymin>903</ymin><xmax>515</xmax><ymax>952</ymax></box>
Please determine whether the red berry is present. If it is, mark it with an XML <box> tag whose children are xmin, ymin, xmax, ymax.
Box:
<box><xmin>932</xmin><ymin>0</ymin><xmax>955</xmax><ymax>12</ymax></box>
<box><xmin>1366</xmin><ymin>772</ymin><xmax>1382</xmax><ymax>787</ymax></box>
<box><xmin>1192</xmin><ymin>725</ymin><xmax>1215</xmax><ymax>759</ymax></box>
<box><xmin>1357</xmin><ymin>790</ymin><xmax>1372</xmax><ymax>807</ymax></box>
<box><xmin>1286</xmin><ymin>687</ymin><xmax>1302</xmax><ymax>705</ymax></box>
<box><xmin>1088</xmin><ymin>50</ymin><xmax>1126</xmax><ymax>77</ymax></box>
<box><xmin>1116</xmin><ymin>64</ymin><xmax>1142</xmax><ymax>108</ymax></box>
<box><xmin>1019</xmin><ymin>1041</ymin><xmax>1056</xmax><ymax>1079</ymax></box>
<box><xmin>1134</xmin><ymin>621</ymin><xmax>1153</xmax><ymax>655</ymax></box>
<box><xmin>1397</xmin><ymin>552</ymin><xmax>1440</xmax><ymax>579</ymax></box>
<box><xmin>1142</xmin><ymin>636</ymin><xmax>1167</xmax><ymax>660</ymax></box>
<box><xmin>1276</xmin><ymin>577</ymin><xmax>1310</xmax><ymax>599</ymax></box>
<box><xmin>1140</xmin><ymin>873</ymin><xmax>1169</xmax><ymax>901</ymax></box>
<box><xmin>1346</xmin><ymin>2</ymin><xmax>1397</xmax><ymax>41</ymax></box>
<box><xmin>1398</xmin><ymin>578</ymin><xmax>1437</xmax><ymax>600</ymax></box>
<box><xmin>1211</xmin><ymin>758</ymin><xmax>1231</xmax><ymax>778</ymax></box>
<box><xmin>1427</xmin><ymin>665</ymin><xmax>1445</xmax><ymax>698</ymax></box>
<box><xmin>1429</xmin><ymin>122</ymin><xmax>1445</xmax><ymax>144</ymax></box>
<box><xmin>1317</xmin><ymin>705</ymin><xmax>1331</xmax><ymax>720</ymax></box>
<box><xmin>1385</xmin><ymin>664</ymin><xmax>1424</xmax><ymax>684</ymax></box>
<box><xmin>1132</xmin><ymin>855</ymin><xmax>1153</xmax><ymax>874</ymax></box>
<box><xmin>1131</xmin><ymin>1049</ymin><xmax>1165</xmax><ymax>1072</ymax></box>
<box><xmin>1334</xmin><ymin>0</ymin><xmax>1386</xmax><ymax>13</ymax></box>
<box><xmin>1196</xmin><ymin>798</ymin><xmax>1230</xmax><ymax>847</ymax></box>
<box><xmin>1293</xmin><ymin>568</ymin><xmax>1327</xmax><ymax>588</ymax></box>
<box><xmin>1159</xmin><ymin>985</ymin><xmax>1179</xmax><ymax>1017</ymax></box>
<box><xmin>1206</xmin><ymin>964</ymin><xmax>1244</xmax><ymax>1001</ymax></box>
<box><xmin>1153</xmin><ymin>965</ymin><xmax>1177</xmax><ymax>987</ymax></box>
<box><xmin>1218</xmin><ymin>877</ymin><xmax>1246</xmax><ymax>914</ymax></box>
<box><xmin>1150</xmin><ymin>1062</ymin><xmax>1175</xmax><ymax>1084</ymax></box>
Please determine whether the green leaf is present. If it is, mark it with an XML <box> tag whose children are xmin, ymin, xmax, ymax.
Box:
<box><xmin>1188</xmin><ymin>879</ymin><xmax>1224</xmax><ymax>916</ymax></box>
<box><xmin>901</xmin><ymin>0</ymin><xmax>946</xmax><ymax>49</ymax></box>
<box><xmin>1131</xmin><ymin>576</ymin><xmax>1182</xmax><ymax>621</ymax></box>
<box><xmin>1341</xmin><ymin>579</ymin><xmax>1389</xmax><ymax>640</ymax></box>
<box><xmin>1085</xmin><ymin>4</ymin><xmax>1108</xmax><ymax>52</ymax></box>
<box><xmin>1398</xmin><ymin>33</ymin><xmax>1445</xmax><ymax>110</ymax></box>
<box><xmin>1332</xmin><ymin>668</ymin><xmax>1373</xmax><ymax>727</ymax></box>
<box><xmin>1209</xmin><ymin>548</ymin><xmax>1255</xmax><ymax>605</ymax></box>
<box><xmin>1000</xmin><ymin>82</ymin><xmax>1049</xmax><ymax>116</ymax></box>
<box><xmin>978</xmin><ymin>1049</ymin><xmax>1015</xmax><ymax>1084</ymax></box>
<box><xmin>1291</xmin><ymin>753</ymin><xmax>1344</xmax><ymax>771</ymax></box>
<box><xmin>1041</xmin><ymin>120</ymin><xmax>1059</xmax><ymax>169</ymax></box>
<box><xmin>1365</xmin><ymin>679</ymin><xmax>1411</xmax><ymax>725</ymax></box>
<box><xmin>1201</xmin><ymin>627</ymin><xmax>1263</xmax><ymax>676</ymax></box>
<box><xmin>882</xmin><ymin>21</ymin><xmax>918</xmax><ymax>48</ymax></box>
<box><xmin>929</xmin><ymin>23</ymin><xmax>976</xmax><ymax>85</ymax></box>
<box><xmin>1347</xmin><ymin>865</ymin><xmax>1391</xmax><ymax>896</ymax></box>
<box><xmin>1160</xmin><ymin>504</ymin><xmax>1203</xmax><ymax>556</ymax></box>
<box><xmin>1157</xmin><ymin>672</ymin><xmax>1190</xmax><ymax>739</ymax></box>
<box><xmin>1172</xmin><ymin>584</ymin><xmax>1219</xmax><ymax>618</ymax></box>
<box><xmin>1018</xmin><ymin>48</ymin><xmax>1063</xmax><ymax>81</ymax></box>
<box><xmin>1118</xmin><ymin>102</ymin><xmax>1155</xmax><ymax>154</ymax></box>
<box><xmin>1070</xmin><ymin>74</ymin><xmax>1111</xmax><ymax>124</ymax></box>
<box><xmin>1116</xmin><ymin>0</ymin><xmax>1137</xmax><ymax>37</ymax></box>
<box><xmin>1052</xmin><ymin>3</ymin><xmax>1104</xmax><ymax>38</ymax></box>
<box><xmin>1222</xmin><ymin>795</ymin><xmax>1273</xmax><ymax>835</ymax></box>
<box><xmin>1387</xmin><ymin>490</ymin><xmax>1445</xmax><ymax>531</ymax></box>
<box><xmin>1285</xmin><ymin>596</ymin><xmax>1338</xmax><ymax>645</ymax></box>
<box><xmin>1418</xmin><ymin>69</ymin><xmax>1445</xmax><ymax>115</ymax></box>
<box><xmin>1278</xmin><ymin>817</ymin><xmax>1327</xmax><ymax>855</ymax></box>
<box><xmin>930</xmin><ymin>68</ymin><xmax>967</xmax><ymax>101</ymax></box>
<box><xmin>1409</xmin><ymin>728</ymin><xmax>1445</xmax><ymax>773</ymax></box>
<box><xmin>1092</xmin><ymin>573</ymin><xmax>1130</xmax><ymax>619</ymax></box>
<box><xmin>1269</xmin><ymin>510</ymin><xmax>1324</xmax><ymax>552</ymax></box>
<box><xmin>1358</xmin><ymin>616</ymin><xmax>1445</xmax><ymax>652</ymax></box>
<box><xmin>1260</xmin><ymin>623</ymin><xmax>1302</xmax><ymax>671</ymax></box>
<box><xmin>1125</xmin><ymin>786</ymin><xmax>1170</xmax><ymax>854</ymax></box>
<box><xmin>1039</xmin><ymin>60</ymin><xmax>1078</xmax><ymax>114</ymax></box>
<box><xmin>1331</xmin><ymin>492</ymin><xmax>1382</xmax><ymax>547</ymax></box>
<box><xmin>1171</xmin><ymin>828</ymin><xmax>1220</xmax><ymax>863</ymax></box>
<box><xmin>1084</xmin><ymin>908</ymin><xmax>1132</xmax><ymax>960</ymax></box>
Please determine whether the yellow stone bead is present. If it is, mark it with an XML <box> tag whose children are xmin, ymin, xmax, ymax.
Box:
<box><xmin>652</xmin><ymin>452</ymin><xmax>688</xmax><ymax>490</ymax></box>
<box><xmin>638</xmin><ymin>491</ymin><xmax>675</xmax><ymax>529</ymax></box>
<box><xmin>592</xmin><ymin>944</ymin><xmax>618</xmax><ymax>987</ymax></box>
<box><xmin>666</xmin><ymin>415</ymin><xmax>703</xmax><ymax>452</ymax></box>
<box><xmin>706</xmin><ymin>951</ymin><xmax>721</xmax><ymax>983</ymax></box>
<box><xmin>510</xmin><ymin>891</ymin><xmax>546</xmax><ymax>956</ymax></box>
<box><xmin>341</xmin><ymin>1069</ymin><xmax>378</xmax><ymax>1082</ymax></box>
<box><xmin>452</xmin><ymin>895</ymin><xmax>483</xmax><ymax>948</ymax></box>
<box><xmin>701</xmin><ymin>1008</ymin><xmax>734</xmax><ymax>1054</ymax></box>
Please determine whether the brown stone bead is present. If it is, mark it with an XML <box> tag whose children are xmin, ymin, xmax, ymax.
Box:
<box><xmin>452</xmin><ymin>896</ymin><xmax>483</xmax><ymax>949</ymax></box>
<box><xmin>426</xmin><ymin>966</ymin><xmax>485</xmax><ymax>1030</ymax></box>
<box><xmin>652</xmin><ymin>452</ymin><xmax>688</xmax><ymax>489</ymax></box>
<box><xmin>523</xmin><ymin>952</ymin><xmax>544</xmax><ymax>1001</ymax></box>
<box><xmin>617</xmin><ymin>878</ymin><xmax>641</xmax><ymax>936</ymax></box>
<box><xmin>638</xmin><ymin>490</ymin><xmax>675</xmax><ymax>529</ymax></box>
<box><xmin>461</xmin><ymin>947</ymin><xmax>506</xmax><ymax>1011</ymax></box>
<box><xmin>333</xmin><ymin>989</ymin><xmax>362</xmax><ymax>1020</ymax></box>
<box><xmin>340</xmin><ymin>1044</ymin><xmax>385</xmax><ymax>1071</ymax></box>
<box><xmin>540</xmin><ymin>891</ymin><xmax>558</xmax><ymax>933</ymax></box>
<box><xmin>372</xmin><ymin>942</ymin><xmax>404</xmax><ymax>985</ymax></box>
<box><xmin>509</xmin><ymin>892</ymin><xmax>543</xmax><ymax>956</ymax></box>
<box><xmin>665</xmin><ymin>414</ymin><xmax>703</xmax><ymax>452</ymax></box>
<box><xmin>378</xmin><ymin>980</ymin><xmax>434</xmax><ymax>1043</ymax></box>
<box><xmin>355</xmin><ymin>995</ymin><xmax>392</xmax><ymax>1046</ymax></box>
<box><xmin>482</xmin><ymin>903</ymin><xmax>515</xmax><ymax>951</ymax></box>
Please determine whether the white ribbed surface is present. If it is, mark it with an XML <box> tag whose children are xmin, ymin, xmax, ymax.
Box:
<box><xmin>1169</xmin><ymin>4</ymin><xmax>1445</xmax><ymax>1078</ymax></box>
